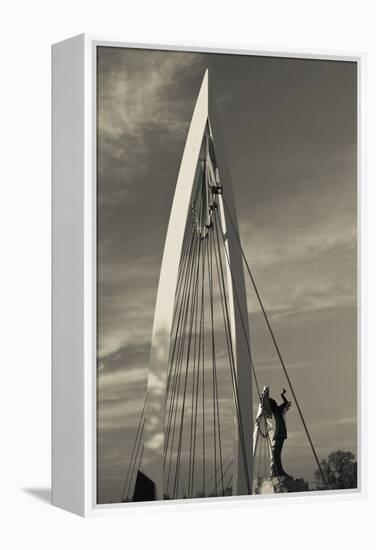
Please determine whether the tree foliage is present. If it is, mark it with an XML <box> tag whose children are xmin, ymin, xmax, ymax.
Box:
<box><xmin>315</xmin><ymin>450</ymin><xmax>357</xmax><ymax>490</ymax></box>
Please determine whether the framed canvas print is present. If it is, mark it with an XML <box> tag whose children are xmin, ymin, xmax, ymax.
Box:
<box><xmin>52</xmin><ymin>35</ymin><xmax>365</xmax><ymax>516</ymax></box>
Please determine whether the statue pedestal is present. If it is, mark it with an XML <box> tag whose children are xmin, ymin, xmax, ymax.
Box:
<box><xmin>254</xmin><ymin>475</ymin><xmax>310</xmax><ymax>495</ymax></box>
<box><xmin>259</xmin><ymin>479</ymin><xmax>276</xmax><ymax>494</ymax></box>
<box><xmin>271</xmin><ymin>476</ymin><xmax>289</xmax><ymax>493</ymax></box>
<box><xmin>253</xmin><ymin>476</ymin><xmax>290</xmax><ymax>494</ymax></box>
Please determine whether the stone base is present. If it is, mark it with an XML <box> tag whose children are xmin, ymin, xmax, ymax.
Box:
<box><xmin>254</xmin><ymin>475</ymin><xmax>309</xmax><ymax>494</ymax></box>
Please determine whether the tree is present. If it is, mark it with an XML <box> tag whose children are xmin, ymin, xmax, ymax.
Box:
<box><xmin>314</xmin><ymin>450</ymin><xmax>357</xmax><ymax>490</ymax></box>
<box><xmin>283</xmin><ymin>477</ymin><xmax>310</xmax><ymax>493</ymax></box>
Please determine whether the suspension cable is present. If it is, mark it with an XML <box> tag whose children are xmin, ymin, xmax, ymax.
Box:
<box><xmin>164</xmin><ymin>230</ymin><xmax>198</xmax><ymax>464</ymax></box>
<box><xmin>121</xmin><ymin>397</ymin><xmax>146</xmax><ymax>502</ymax></box>
<box><xmin>222</xmin><ymin>197</ymin><xmax>328</xmax><ymax>488</ymax></box>
<box><xmin>125</xmin><ymin>417</ymin><xmax>145</xmax><ymax>501</ymax></box>
<box><xmin>173</xmin><ymin>238</ymin><xmax>202</xmax><ymax>498</ymax></box>
<box><xmin>212</xmin><ymin>212</ymin><xmax>252</xmax><ymax>493</ymax></box>
<box><xmin>165</xmin><ymin>232</ymin><xmax>200</xmax><ymax>494</ymax></box>
<box><xmin>215</xmin><ymin>213</ymin><xmax>260</xmax><ymax>397</ymax></box>
<box><xmin>207</xmin><ymin>230</ymin><xmax>218</xmax><ymax>494</ymax></box>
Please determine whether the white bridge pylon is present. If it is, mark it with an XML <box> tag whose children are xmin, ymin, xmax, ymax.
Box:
<box><xmin>139</xmin><ymin>70</ymin><xmax>253</xmax><ymax>500</ymax></box>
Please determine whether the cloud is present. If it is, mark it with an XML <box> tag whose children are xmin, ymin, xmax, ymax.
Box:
<box><xmin>98</xmin><ymin>50</ymin><xmax>201</xmax><ymax>142</ymax></box>
<box><xmin>97</xmin><ymin>48</ymin><xmax>204</xmax><ymax>213</ymax></box>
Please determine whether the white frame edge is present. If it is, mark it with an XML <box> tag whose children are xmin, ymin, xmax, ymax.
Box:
<box><xmin>52</xmin><ymin>34</ymin><xmax>86</xmax><ymax>516</ymax></box>
<box><xmin>51</xmin><ymin>34</ymin><xmax>366</xmax><ymax>517</ymax></box>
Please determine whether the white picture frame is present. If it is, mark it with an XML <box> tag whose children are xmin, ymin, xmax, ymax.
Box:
<box><xmin>52</xmin><ymin>34</ymin><xmax>366</xmax><ymax>517</ymax></box>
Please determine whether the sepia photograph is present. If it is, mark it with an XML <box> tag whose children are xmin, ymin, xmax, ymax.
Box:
<box><xmin>96</xmin><ymin>46</ymin><xmax>357</xmax><ymax>504</ymax></box>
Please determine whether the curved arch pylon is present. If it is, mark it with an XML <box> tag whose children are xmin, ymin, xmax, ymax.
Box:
<box><xmin>137</xmin><ymin>70</ymin><xmax>253</xmax><ymax>500</ymax></box>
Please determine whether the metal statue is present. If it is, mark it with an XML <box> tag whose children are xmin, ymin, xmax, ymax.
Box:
<box><xmin>269</xmin><ymin>388</ymin><xmax>291</xmax><ymax>477</ymax></box>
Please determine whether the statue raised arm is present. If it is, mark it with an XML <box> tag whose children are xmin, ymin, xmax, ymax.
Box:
<box><xmin>269</xmin><ymin>389</ymin><xmax>292</xmax><ymax>478</ymax></box>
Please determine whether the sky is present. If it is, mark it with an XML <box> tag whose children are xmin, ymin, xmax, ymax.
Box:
<box><xmin>96</xmin><ymin>47</ymin><xmax>357</xmax><ymax>504</ymax></box>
